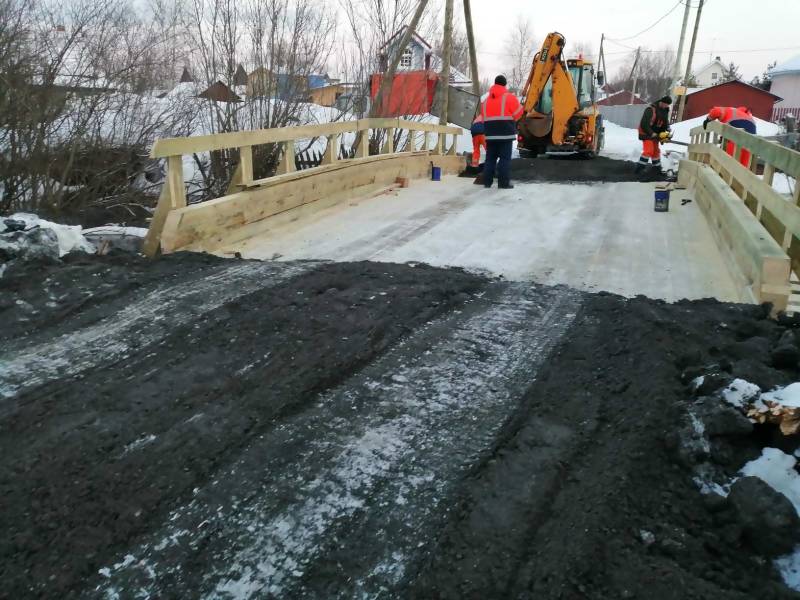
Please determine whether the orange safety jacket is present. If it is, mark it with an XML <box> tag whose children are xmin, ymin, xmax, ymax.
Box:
<box><xmin>480</xmin><ymin>84</ymin><xmax>524</xmax><ymax>141</ymax></box>
<box><xmin>708</xmin><ymin>106</ymin><xmax>756</xmax><ymax>134</ymax></box>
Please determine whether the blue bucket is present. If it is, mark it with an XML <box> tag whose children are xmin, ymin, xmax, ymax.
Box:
<box><xmin>431</xmin><ymin>166</ymin><xmax>442</xmax><ymax>181</ymax></box>
<box><xmin>654</xmin><ymin>189</ymin><xmax>670</xmax><ymax>212</ymax></box>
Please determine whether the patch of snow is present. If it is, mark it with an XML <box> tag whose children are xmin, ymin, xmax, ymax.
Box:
<box><xmin>6</xmin><ymin>213</ymin><xmax>95</xmax><ymax>256</ymax></box>
<box><xmin>740</xmin><ymin>448</ymin><xmax>800</xmax><ymax>514</ymax></box>
<box><xmin>721</xmin><ymin>379</ymin><xmax>761</xmax><ymax>409</ymax></box>
<box><xmin>740</xmin><ymin>447</ymin><xmax>800</xmax><ymax>592</ymax></box>
<box><xmin>691</xmin><ymin>375</ymin><xmax>705</xmax><ymax>391</ymax></box>
<box><xmin>762</xmin><ymin>383</ymin><xmax>800</xmax><ymax>408</ymax></box>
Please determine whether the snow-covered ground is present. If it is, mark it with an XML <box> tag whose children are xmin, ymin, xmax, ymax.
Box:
<box><xmin>1</xmin><ymin>213</ymin><xmax>95</xmax><ymax>257</ymax></box>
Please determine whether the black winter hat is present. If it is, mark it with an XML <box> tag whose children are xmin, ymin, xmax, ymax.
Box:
<box><xmin>495</xmin><ymin>74</ymin><xmax>507</xmax><ymax>86</ymax></box>
<box><xmin>658</xmin><ymin>96</ymin><xmax>673</xmax><ymax>104</ymax></box>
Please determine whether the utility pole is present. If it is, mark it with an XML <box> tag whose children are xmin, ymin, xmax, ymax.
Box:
<box><xmin>670</xmin><ymin>0</ymin><xmax>693</xmax><ymax>95</ymax></box>
<box><xmin>440</xmin><ymin>0</ymin><xmax>455</xmax><ymax>124</ymax></box>
<box><xmin>463</xmin><ymin>0</ymin><xmax>481</xmax><ymax>98</ymax></box>
<box><xmin>676</xmin><ymin>0</ymin><xmax>704</xmax><ymax>121</ymax></box>
<box><xmin>630</xmin><ymin>47</ymin><xmax>641</xmax><ymax>105</ymax></box>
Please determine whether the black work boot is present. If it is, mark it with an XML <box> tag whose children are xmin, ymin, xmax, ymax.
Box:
<box><xmin>499</xmin><ymin>182</ymin><xmax>515</xmax><ymax>189</ymax></box>
<box><xmin>634</xmin><ymin>161</ymin><xmax>647</xmax><ymax>175</ymax></box>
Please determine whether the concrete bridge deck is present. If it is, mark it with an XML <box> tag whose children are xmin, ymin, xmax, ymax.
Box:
<box><xmin>222</xmin><ymin>176</ymin><xmax>742</xmax><ymax>303</ymax></box>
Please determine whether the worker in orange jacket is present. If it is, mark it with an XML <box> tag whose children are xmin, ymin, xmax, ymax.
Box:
<box><xmin>470</xmin><ymin>111</ymin><xmax>486</xmax><ymax>168</ymax></box>
<box><xmin>636</xmin><ymin>96</ymin><xmax>672</xmax><ymax>175</ymax></box>
<box><xmin>480</xmin><ymin>75</ymin><xmax>524</xmax><ymax>189</ymax></box>
<box><xmin>703</xmin><ymin>106</ymin><xmax>756</xmax><ymax>166</ymax></box>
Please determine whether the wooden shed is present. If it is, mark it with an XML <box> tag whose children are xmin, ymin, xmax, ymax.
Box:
<box><xmin>681</xmin><ymin>80</ymin><xmax>782</xmax><ymax>121</ymax></box>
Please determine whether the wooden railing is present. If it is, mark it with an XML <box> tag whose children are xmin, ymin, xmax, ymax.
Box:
<box><xmin>685</xmin><ymin>120</ymin><xmax>800</xmax><ymax>310</ymax></box>
<box><xmin>143</xmin><ymin>118</ymin><xmax>462</xmax><ymax>256</ymax></box>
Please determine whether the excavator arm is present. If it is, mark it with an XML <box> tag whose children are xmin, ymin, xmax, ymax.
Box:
<box><xmin>520</xmin><ymin>32</ymin><xmax>581</xmax><ymax>147</ymax></box>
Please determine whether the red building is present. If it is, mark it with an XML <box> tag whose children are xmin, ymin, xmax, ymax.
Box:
<box><xmin>597</xmin><ymin>90</ymin><xmax>645</xmax><ymax>106</ymax></box>
<box><xmin>369</xmin><ymin>70</ymin><xmax>439</xmax><ymax>117</ymax></box>
<box><xmin>680</xmin><ymin>80</ymin><xmax>782</xmax><ymax>121</ymax></box>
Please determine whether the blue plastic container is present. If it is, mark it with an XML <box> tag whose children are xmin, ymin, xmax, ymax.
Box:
<box><xmin>654</xmin><ymin>189</ymin><xmax>670</xmax><ymax>212</ymax></box>
<box><xmin>431</xmin><ymin>166</ymin><xmax>442</xmax><ymax>181</ymax></box>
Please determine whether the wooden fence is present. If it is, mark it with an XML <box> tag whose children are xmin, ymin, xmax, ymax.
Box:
<box><xmin>143</xmin><ymin>118</ymin><xmax>463</xmax><ymax>256</ymax></box>
<box><xmin>682</xmin><ymin>120</ymin><xmax>800</xmax><ymax>311</ymax></box>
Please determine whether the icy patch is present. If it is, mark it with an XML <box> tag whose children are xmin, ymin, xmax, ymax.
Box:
<box><xmin>762</xmin><ymin>383</ymin><xmax>800</xmax><ymax>409</ymax></box>
<box><xmin>691</xmin><ymin>376</ymin><xmax>705</xmax><ymax>391</ymax></box>
<box><xmin>122</xmin><ymin>434</ymin><xmax>157</xmax><ymax>455</ymax></box>
<box><xmin>83</xmin><ymin>226</ymin><xmax>148</xmax><ymax>238</ymax></box>
<box><xmin>722</xmin><ymin>379</ymin><xmax>761</xmax><ymax>409</ymax></box>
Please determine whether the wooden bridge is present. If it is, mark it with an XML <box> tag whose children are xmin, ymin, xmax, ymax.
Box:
<box><xmin>142</xmin><ymin>118</ymin><xmax>463</xmax><ymax>257</ymax></box>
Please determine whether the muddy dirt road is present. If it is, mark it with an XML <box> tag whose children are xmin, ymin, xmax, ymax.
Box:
<box><xmin>1</xmin><ymin>253</ymin><xmax>799</xmax><ymax>599</ymax></box>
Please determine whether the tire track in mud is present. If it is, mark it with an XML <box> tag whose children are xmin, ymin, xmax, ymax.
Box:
<box><xmin>88</xmin><ymin>283</ymin><xmax>583</xmax><ymax>599</ymax></box>
<box><xmin>0</xmin><ymin>261</ymin><xmax>316</xmax><ymax>400</ymax></box>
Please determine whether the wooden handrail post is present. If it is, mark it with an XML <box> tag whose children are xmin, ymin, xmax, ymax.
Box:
<box><xmin>357</xmin><ymin>129</ymin><xmax>370</xmax><ymax>158</ymax></box>
<box><xmin>322</xmin><ymin>134</ymin><xmax>338</xmax><ymax>165</ymax></box>
<box><xmin>404</xmin><ymin>130</ymin><xmax>416</xmax><ymax>152</ymax></box>
<box><xmin>434</xmin><ymin>133</ymin><xmax>443</xmax><ymax>155</ymax></box>
<box><xmin>423</xmin><ymin>131</ymin><xmax>429</xmax><ymax>153</ymax></box>
<box><xmin>240</xmin><ymin>146</ymin><xmax>254</xmax><ymax>186</ymax></box>
<box><xmin>448</xmin><ymin>133</ymin><xmax>458</xmax><ymax>155</ymax></box>
<box><xmin>277</xmin><ymin>140</ymin><xmax>295</xmax><ymax>175</ymax></box>
<box><xmin>167</xmin><ymin>155</ymin><xmax>186</xmax><ymax>208</ymax></box>
<box><xmin>382</xmin><ymin>128</ymin><xmax>395</xmax><ymax>154</ymax></box>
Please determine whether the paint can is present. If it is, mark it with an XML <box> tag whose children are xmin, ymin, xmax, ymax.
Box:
<box><xmin>431</xmin><ymin>166</ymin><xmax>442</xmax><ymax>181</ymax></box>
<box><xmin>654</xmin><ymin>189</ymin><xmax>670</xmax><ymax>212</ymax></box>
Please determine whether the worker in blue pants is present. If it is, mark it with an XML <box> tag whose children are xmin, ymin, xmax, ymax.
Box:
<box><xmin>480</xmin><ymin>75</ymin><xmax>524</xmax><ymax>189</ymax></box>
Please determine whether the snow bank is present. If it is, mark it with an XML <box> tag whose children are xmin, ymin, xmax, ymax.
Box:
<box><xmin>762</xmin><ymin>383</ymin><xmax>800</xmax><ymax>408</ymax></box>
<box><xmin>669</xmin><ymin>114</ymin><xmax>781</xmax><ymax>144</ymax></box>
<box><xmin>721</xmin><ymin>379</ymin><xmax>761</xmax><ymax>409</ymax></box>
<box><xmin>740</xmin><ymin>448</ymin><xmax>800</xmax><ymax>591</ymax></box>
<box><xmin>3</xmin><ymin>214</ymin><xmax>95</xmax><ymax>256</ymax></box>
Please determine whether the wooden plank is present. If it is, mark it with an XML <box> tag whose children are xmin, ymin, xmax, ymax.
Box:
<box><xmin>404</xmin><ymin>131</ymin><xmax>416</xmax><ymax>152</ymax></box>
<box><xmin>763</xmin><ymin>163</ymin><xmax>775</xmax><ymax>186</ymax></box>
<box><xmin>166</xmin><ymin>155</ymin><xmax>186</xmax><ymax>208</ymax></box>
<box><xmin>276</xmin><ymin>140</ymin><xmax>295</xmax><ymax>175</ymax></box>
<box><xmin>703</xmin><ymin>121</ymin><xmax>800</xmax><ymax>180</ymax></box>
<box><xmin>322</xmin><ymin>134</ymin><xmax>337</xmax><ymax>165</ymax></box>
<box><xmin>152</xmin><ymin>121</ymin><xmax>357</xmax><ymax>158</ymax></box>
<box><xmin>382</xmin><ymin>128</ymin><xmax>395</xmax><ymax>154</ymax></box>
<box><xmin>357</xmin><ymin>131</ymin><xmax>370</xmax><ymax>158</ymax></box>
<box><xmin>794</xmin><ymin>182</ymin><xmax>800</xmax><ymax>206</ymax></box>
<box><xmin>142</xmin><ymin>181</ymin><xmax>173</xmax><ymax>257</ymax></box>
<box><xmin>448</xmin><ymin>134</ymin><xmax>458</xmax><ymax>156</ymax></box>
<box><xmin>397</xmin><ymin>119</ymin><xmax>461</xmax><ymax>134</ymax></box>
<box><xmin>159</xmin><ymin>154</ymin><xmax>465</xmax><ymax>253</ymax></box>
<box><xmin>239</xmin><ymin>146</ymin><xmax>253</xmax><ymax>185</ymax></box>
<box><xmin>708</xmin><ymin>146</ymin><xmax>800</xmax><ymax>241</ymax></box>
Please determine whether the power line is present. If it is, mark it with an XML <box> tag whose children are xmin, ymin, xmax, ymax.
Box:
<box><xmin>607</xmin><ymin>1</ymin><xmax>684</xmax><ymax>42</ymax></box>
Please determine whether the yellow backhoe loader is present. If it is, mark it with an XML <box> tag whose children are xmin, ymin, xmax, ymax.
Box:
<box><xmin>517</xmin><ymin>32</ymin><xmax>604</xmax><ymax>157</ymax></box>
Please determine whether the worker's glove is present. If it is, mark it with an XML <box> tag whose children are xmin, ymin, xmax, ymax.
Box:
<box><xmin>702</xmin><ymin>118</ymin><xmax>710</xmax><ymax>130</ymax></box>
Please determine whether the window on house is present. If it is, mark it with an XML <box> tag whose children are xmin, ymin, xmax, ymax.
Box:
<box><xmin>711</xmin><ymin>72</ymin><xmax>718</xmax><ymax>80</ymax></box>
<box><xmin>400</xmin><ymin>47</ymin><xmax>413</xmax><ymax>68</ymax></box>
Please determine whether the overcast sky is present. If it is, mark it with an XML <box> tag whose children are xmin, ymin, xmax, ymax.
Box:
<box><xmin>468</xmin><ymin>0</ymin><xmax>800</xmax><ymax>83</ymax></box>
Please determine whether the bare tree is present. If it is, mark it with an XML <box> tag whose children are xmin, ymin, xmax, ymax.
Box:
<box><xmin>612</xmin><ymin>46</ymin><xmax>675</xmax><ymax>102</ymax></box>
<box><xmin>502</xmin><ymin>16</ymin><xmax>536</xmax><ymax>93</ymax></box>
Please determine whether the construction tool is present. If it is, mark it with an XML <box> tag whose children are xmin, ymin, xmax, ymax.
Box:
<box><xmin>658</xmin><ymin>131</ymin><xmax>689</xmax><ymax>147</ymax></box>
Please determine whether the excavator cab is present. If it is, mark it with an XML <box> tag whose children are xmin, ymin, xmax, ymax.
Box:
<box><xmin>518</xmin><ymin>33</ymin><xmax>604</xmax><ymax>158</ymax></box>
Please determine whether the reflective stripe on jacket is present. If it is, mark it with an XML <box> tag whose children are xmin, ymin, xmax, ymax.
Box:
<box><xmin>480</xmin><ymin>84</ymin><xmax>524</xmax><ymax>141</ymax></box>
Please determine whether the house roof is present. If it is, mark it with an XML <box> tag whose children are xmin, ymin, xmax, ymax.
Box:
<box><xmin>693</xmin><ymin>57</ymin><xmax>724</xmax><ymax>75</ymax></box>
<box><xmin>685</xmin><ymin>79</ymin><xmax>782</xmax><ymax>102</ymax></box>
<box><xmin>771</xmin><ymin>54</ymin><xmax>800</xmax><ymax>77</ymax></box>
<box><xmin>198</xmin><ymin>81</ymin><xmax>242</xmax><ymax>103</ymax></box>
<box><xmin>380</xmin><ymin>26</ymin><xmax>432</xmax><ymax>52</ymax></box>
<box><xmin>597</xmin><ymin>90</ymin><xmax>645</xmax><ymax>105</ymax></box>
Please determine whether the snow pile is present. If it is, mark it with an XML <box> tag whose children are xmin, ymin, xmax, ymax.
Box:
<box><xmin>668</xmin><ymin>114</ymin><xmax>781</xmax><ymax>145</ymax></box>
<box><xmin>740</xmin><ymin>448</ymin><xmax>800</xmax><ymax>591</ymax></box>
<box><xmin>1</xmin><ymin>213</ymin><xmax>96</xmax><ymax>277</ymax></box>
<box><xmin>1</xmin><ymin>214</ymin><xmax>95</xmax><ymax>257</ymax></box>
<box><xmin>762</xmin><ymin>383</ymin><xmax>800</xmax><ymax>408</ymax></box>
<box><xmin>721</xmin><ymin>379</ymin><xmax>762</xmax><ymax>409</ymax></box>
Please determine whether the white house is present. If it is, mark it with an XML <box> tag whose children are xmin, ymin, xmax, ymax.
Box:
<box><xmin>693</xmin><ymin>57</ymin><xmax>725</xmax><ymax>88</ymax></box>
<box><xmin>378</xmin><ymin>26</ymin><xmax>471</xmax><ymax>88</ymax></box>
<box><xmin>770</xmin><ymin>55</ymin><xmax>800</xmax><ymax>120</ymax></box>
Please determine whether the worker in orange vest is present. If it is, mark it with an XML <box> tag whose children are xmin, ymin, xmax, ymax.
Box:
<box><xmin>636</xmin><ymin>96</ymin><xmax>672</xmax><ymax>175</ymax></box>
<box><xmin>703</xmin><ymin>106</ymin><xmax>757</xmax><ymax>167</ymax></box>
<box><xmin>480</xmin><ymin>75</ymin><xmax>524</xmax><ymax>189</ymax></box>
<box><xmin>470</xmin><ymin>111</ymin><xmax>486</xmax><ymax>168</ymax></box>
